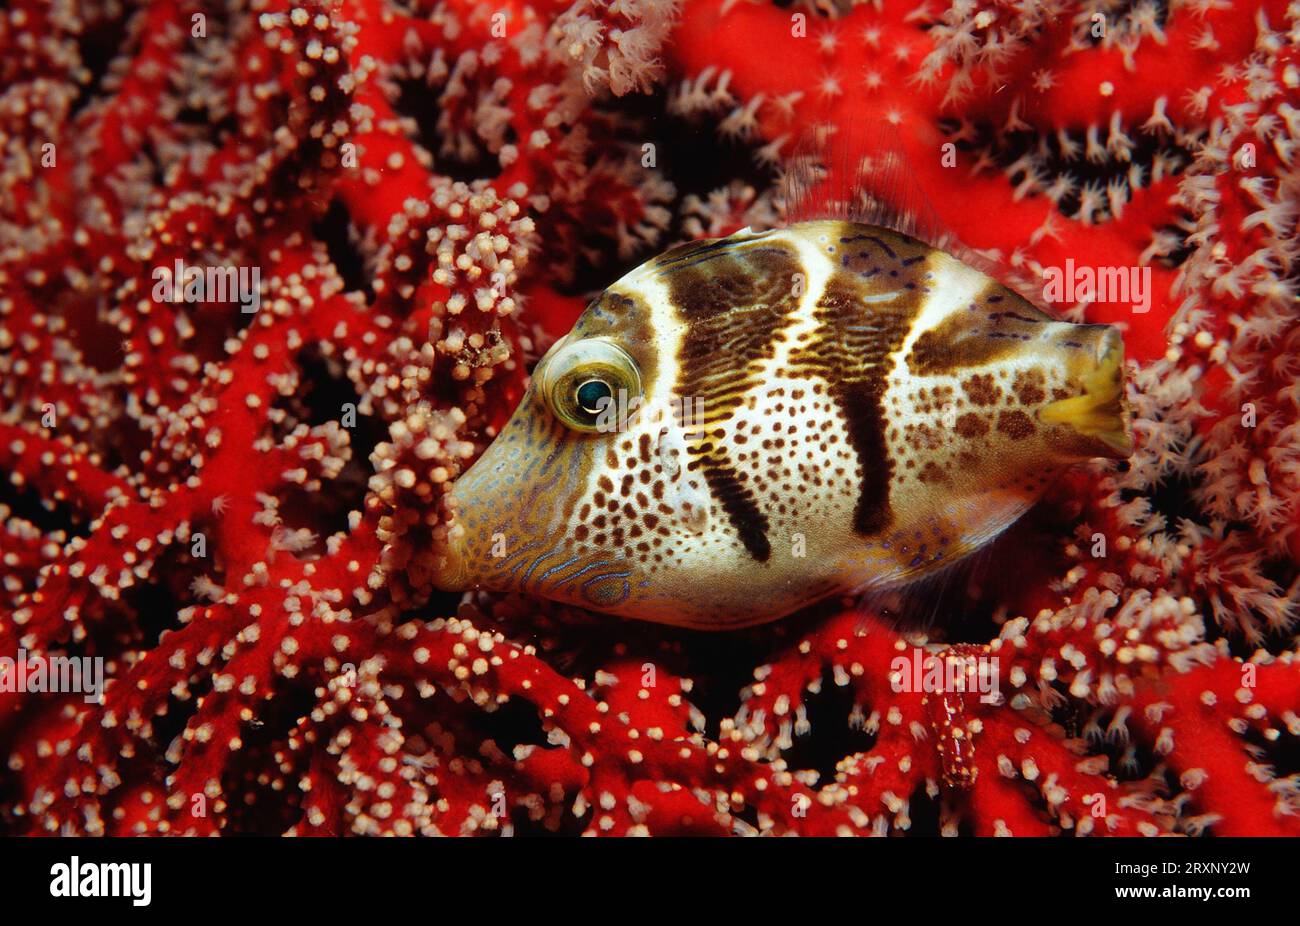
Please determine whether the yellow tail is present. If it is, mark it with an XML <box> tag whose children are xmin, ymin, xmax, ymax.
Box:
<box><xmin>1040</xmin><ymin>331</ymin><xmax>1132</xmax><ymax>458</ymax></box>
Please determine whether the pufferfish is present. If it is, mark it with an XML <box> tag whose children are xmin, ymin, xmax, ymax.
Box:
<box><xmin>431</xmin><ymin>219</ymin><xmax>1131</xmax><ymax>629</ymax></box>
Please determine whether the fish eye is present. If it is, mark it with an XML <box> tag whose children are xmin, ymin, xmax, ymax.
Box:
<box><xmin>539</xmin><ymin>338</ymin><xmax>642</xmax><ymax>433</ymax></box>
<box><xmin>575</xmin><ymin>379</ymin><xmax>614</xmax><ymax>415</ymax></box>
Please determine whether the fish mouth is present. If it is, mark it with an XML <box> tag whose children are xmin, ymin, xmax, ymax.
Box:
<box><xmin>1039</xmin><ymin>327</ymin><xmax>1133</xmax><ymax>459</ymax></box>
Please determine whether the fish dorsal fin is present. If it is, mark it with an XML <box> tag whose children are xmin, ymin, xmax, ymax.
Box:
<box><xmin>776</xmin><ymin>118</ymin><xmax>1009</xmax><ymax>284</ymax></box>
<box><xmin>777</xmin><ymin>119</ymin><xmax>950</xmax><ymax>244</ymax></box>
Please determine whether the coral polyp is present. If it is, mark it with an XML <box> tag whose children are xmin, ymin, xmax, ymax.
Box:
<box><xmin>0</xmin><ymin>0</ymin><xmax>1297</xmax><ymax>836</ymax></box>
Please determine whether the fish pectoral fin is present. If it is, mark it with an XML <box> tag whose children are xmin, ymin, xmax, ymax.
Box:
<box><xmin>1039</xmin><ymin>335</ymin><xmax>1132</xmax><ymax>457</ymax></box>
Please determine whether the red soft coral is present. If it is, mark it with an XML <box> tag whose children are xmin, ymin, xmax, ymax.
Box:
<box><xmin>1</xmin><ymin>0</ymin><xmax>1297</xmax><ymax>836</ymax></box>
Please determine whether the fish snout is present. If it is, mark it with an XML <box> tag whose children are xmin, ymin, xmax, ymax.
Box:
<box><xmin>1039</xmin><ymin>325</ymin><xmax>1133</xmax><ymax>459</ymax></box>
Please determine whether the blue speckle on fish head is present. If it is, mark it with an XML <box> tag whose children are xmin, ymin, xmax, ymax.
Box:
<box><xmin>433</xmin><ymin>286</ymin><xmax>665</xmax><ymax>608</ymax></box>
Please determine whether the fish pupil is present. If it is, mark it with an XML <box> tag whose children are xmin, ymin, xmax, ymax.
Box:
<box><xmin>575</xmin><ymin>378</ymin><xmax>613</xmax><ymax>415</ymax></box>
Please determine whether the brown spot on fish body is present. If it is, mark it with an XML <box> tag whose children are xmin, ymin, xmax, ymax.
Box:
<box><xmin>1013</xmin><ymin>369</ymin><xmax>1047</xmax><ymax>406</ymax></box>
<box><xmin>955</xmin><ymin>412</ymin><xmax>989</xmax><ymax>438</ymax></box>
<box><xmin>905</xmin><ymin>421</ymin><xmax>943</xmax><ymax>451</ymax></box>
<box><xmin>997</xmin><ymin>409</ymin><xmax>1035</xmax><ymax>440</ymax></box>
<box><xmin>918</xmin><ymin>461</ymin><xmax>950</xmax><ymax>485</ymax></box>
<box><xmin>962</xmin><ymin>374</ymin><xmax>1001</xmax><ymax>406</ymax></box>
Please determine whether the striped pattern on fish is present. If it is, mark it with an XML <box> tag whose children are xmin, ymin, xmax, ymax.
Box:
<box><xmin>434</xmin><ymin>220</ymin><xmax>1131</xmax><ymax>629</ymax></box>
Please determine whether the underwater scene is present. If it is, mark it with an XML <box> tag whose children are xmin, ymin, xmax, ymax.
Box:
<box><xmin>0</xmin><ymin>0</ymin><xmax>1297</xmax><ymax>866</ymax></box>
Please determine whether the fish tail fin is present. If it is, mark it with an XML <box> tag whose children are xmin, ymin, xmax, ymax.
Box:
<box><xmin>1040</xmin><ymin>329</ymin><xmax>1132</xmax><ymax>458</ymax></box>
